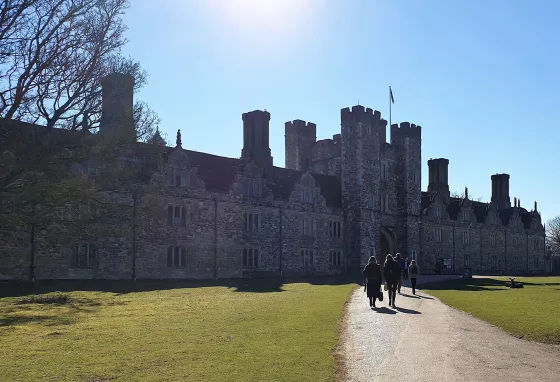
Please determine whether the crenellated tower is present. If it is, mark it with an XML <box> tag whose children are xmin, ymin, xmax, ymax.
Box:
<box><xmin>340</xmin><ymin>105</ymin><xmax>387</xmax><ymax>272</ymax></box>
<box><xmin>285</xmin><ymin>119</ymin><xmax>316</xmax><ymax>171</ymax></box>
<box><xmin>391</xmin><ymin>122</ymin><xmax>422</xmax><ymax>262</ymax></box>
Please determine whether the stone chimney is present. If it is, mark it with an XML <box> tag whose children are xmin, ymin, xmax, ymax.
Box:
<box><xmin>491</xmin><ymin>174</ymin><xmax>511</xmax><ymax>210</ymax></box>
<box><xmin>99</xmin><ymin>73</ymin><xmax>136</xmax><ymax>142</ymax></box>
<box><xmin>427</xmin><ymin>158</ymin><xmax>450</xmax><ymax>203</ymax></box>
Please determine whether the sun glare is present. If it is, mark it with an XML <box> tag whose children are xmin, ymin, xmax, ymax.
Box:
<box><xmin>208</xmin><ymin>0</ymin><xmax>314</xmax><ymax>48</ymax></box>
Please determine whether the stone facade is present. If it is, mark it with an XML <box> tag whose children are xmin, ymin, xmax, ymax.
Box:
<box><xmin>0</xmin><ymin>77</ymin><xmax>547</xmax><ymax>280</ymax></box>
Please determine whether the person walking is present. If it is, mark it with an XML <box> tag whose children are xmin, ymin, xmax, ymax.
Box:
<box><xmin>362</xmin><ymin>256</ymin><xmax>383</xmax><ymax>308</ymax></box>
<box><xmin>383</xmin><ymin>254</ymin><xmax>402</xmax><ymax>307</ymax></box>
<box><xmin>395</xmin><ymin>253</ymin><xmax>406</xmax><ymax>294</ymax></box>
<box><xmin>403</xmin><ymin>257</ymin><xmax>410</xmax><ymax>281</ymax></box>
<box><xmin>409</xmin><ymin>260</ymin><xmax>420</xmax><ymax>295</ymax></box>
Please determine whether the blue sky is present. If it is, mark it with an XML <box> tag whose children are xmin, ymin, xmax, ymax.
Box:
<box><xmin>122</xmin><ymin>0</ymin><xmax>559</xmax><ymax>223</ymax></box>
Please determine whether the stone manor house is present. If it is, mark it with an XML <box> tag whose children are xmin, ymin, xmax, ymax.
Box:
<box><xmin>0</xmin><ymin>74</ymin><xmax>546</xmax><ymax>280</ymax></box>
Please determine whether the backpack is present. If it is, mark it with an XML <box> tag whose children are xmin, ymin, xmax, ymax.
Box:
<box><xmin>410</xmin><ymin>264</ymin><xmax>419</xmax><ymax>276</ymax></box>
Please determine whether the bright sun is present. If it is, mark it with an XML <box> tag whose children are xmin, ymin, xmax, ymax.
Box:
<box><xmin>208</xmin><ymin>0</ymin><xmax>313</xmax><ymax>46</ymax></box>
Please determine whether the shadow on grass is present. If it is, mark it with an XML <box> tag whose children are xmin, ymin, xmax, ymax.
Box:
<box><xmin>0</xmin><ymin>275</ymin><xmax>357</xmax><ymax>298</ymax></box>
<box><xmin>420</xmin><ymin>278</ymin><xmax>511</xmax><ymax>292</ymax></box>
<box><xmin>0</xmin><ymin>294</ymin><xmax>103</xmax><ymax>328</ymax></box>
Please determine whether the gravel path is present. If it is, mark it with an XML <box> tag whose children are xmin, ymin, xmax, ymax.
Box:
<box><xmin>338</xmin><ymin>283</ymin><xmax>560</xmax><ymax>382</ymax></box>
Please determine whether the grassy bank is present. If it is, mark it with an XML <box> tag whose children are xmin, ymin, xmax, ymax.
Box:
<box><xmin>0</xmin><ymin>278</ymin><xmax>355</xmax><ymax>382</ymax></box>
<box><xmin>422</xmin><ymin>277</ymin><xmax>560</xmax><ymax>344</ymax></box>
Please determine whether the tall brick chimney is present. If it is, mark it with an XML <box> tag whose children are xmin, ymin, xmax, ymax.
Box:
<box><xmin>241</xmin><ymin>110</ymin><xmax>273</xmax><ymax>177</ymax></box>
<box><xmin>427</xmin><ymin>158</ymin><xmax>450</xmax><ymax>203</ymax></box>
<box><xmin>99</xmin><ymin>73</ymin><xmax>135</xmax><ymax>141</ymax></box>
<box><xmin>491</xmin><ymin>173</ymin><xmax>511</xmax><ymax>210</ymax></box>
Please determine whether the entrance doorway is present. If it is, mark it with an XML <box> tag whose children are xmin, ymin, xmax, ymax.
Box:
<box><xmin>379</xmin><ymin>228</ymin><xmax>395</xmax><ymax>265</ymax></box>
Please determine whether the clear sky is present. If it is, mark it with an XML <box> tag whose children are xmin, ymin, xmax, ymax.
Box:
<box><xmin>122</xmin><ymin>0</ymin><xmax>559</xmax><ymax>223</ymax></box>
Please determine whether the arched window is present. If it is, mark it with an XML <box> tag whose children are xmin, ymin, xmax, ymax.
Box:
<box><xmin>412</xmin><ymin>250</ymin><xmax>417</xmax><ymax>261</ymax></box>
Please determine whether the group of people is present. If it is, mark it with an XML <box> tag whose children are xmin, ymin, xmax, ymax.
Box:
<box><xmin>362</xmin><ymin>253</ymin><xmax>420</xmax><ymax>308</ymax></box>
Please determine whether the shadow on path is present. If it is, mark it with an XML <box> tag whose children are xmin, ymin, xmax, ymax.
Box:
<box><xmin>374</xmin><ymin>307</ymin><xmax>397</xmax><ymax>315</ymax></box>
<box><xmin>395</xmin><ymin>306</ymin><xmax>421</xmax><ymax>314</ymax></box>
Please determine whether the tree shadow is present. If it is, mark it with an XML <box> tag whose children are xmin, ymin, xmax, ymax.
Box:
<box><xmin>0</xmin><ymin>276</ymin><xmax>356</xmax><ymax>297</ymax></box>
<box><xmin>0</xmin><ymin>294</ymin><xmax>103</xmax><ymax>328</ymax></box>
<box><xmin>420</xmin><ymin>278</ymin><xmax>511</xmax><ymax>292</ymax></box>
<box><xmin>394</xmin><ymin>306</ymin><xmax>421</xmax><ymax>314</ymax></box>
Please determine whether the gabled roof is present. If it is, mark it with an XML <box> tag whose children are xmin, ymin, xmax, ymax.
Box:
<box><xmin>160</xmin><ymin>145</ymin><xmax>342</xmax><ymax>208</ymax></box>
<box><xmin>421</xmin><ymin>191</ymin><xmax>538</xmax><ymax>229</ymax></box>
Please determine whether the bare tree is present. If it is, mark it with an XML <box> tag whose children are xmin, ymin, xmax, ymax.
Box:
<box><xmin>0</xmin><ymin>1</ymin><xmax>162</xmax><ymax>264</ymax></box>
<box><xmin>546</xmin><ymin>216</ymin><xmax>560</xmax><ymax>254</ymax></box>
<box><xmin>0</xmin><ymin>0</ymin><xmax>155</xmax><ymax>131</ymax></box>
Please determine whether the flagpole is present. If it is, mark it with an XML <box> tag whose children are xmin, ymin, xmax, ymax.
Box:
<box><xmin>389</xmin><ymin>86</ymin><xmax>392</xmax><ymax>127</ymax></box>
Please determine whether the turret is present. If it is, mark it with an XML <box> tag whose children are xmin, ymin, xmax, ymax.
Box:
<box><xmin>285</xmin><ymin>119</ymin><xmax>316</xmax><ymax>171</ymax></box>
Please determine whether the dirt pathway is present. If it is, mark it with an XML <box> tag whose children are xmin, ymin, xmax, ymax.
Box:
<box><xmin>339</xmin><ymin>285</ymin><xmax>560</xmax><ymax>382</ymax></box>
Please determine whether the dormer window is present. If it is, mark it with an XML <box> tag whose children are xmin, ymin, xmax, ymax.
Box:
<box><xmin>174</xmin><ymin>170</ymin><xmax>182</xmax><ymax>187</ymax></box>
<box><xmin>300</xmin><ymin>188</ymin><xmax>312</xmax><ymax>203</ymax></box>
<box><xmin>381</xmin><ymin>163</ymin><xmax>388</xmax><ymax>181</ymax></box>
<box><xmin>434</xmin><ymin>206</ymin><xmax>441</xmax><ymax>217</ymax></box>
<box><xmin>462</xmin><ymin>209</ymin><xmax>469</xmax><ymax>221</ymax></box>
<box><xmin>243</xmin><ymin>181</ymin><xmax>261</xmax><ymax>197</ymax></box>
<box><xmin>490</xmin><ymin>214</ymin><xmax>496</xmax><ymax>224</ymax></box>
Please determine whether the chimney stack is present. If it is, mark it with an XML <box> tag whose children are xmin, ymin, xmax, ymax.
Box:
<box><xmin>99</xmin><ymin>73</ymin><xmax>135</xmax><ymax>141</ymax></box>
<box><xmin>427</xmin><ymin>158</ymin><xmax>450</xmax><ymax>204</ymax></box>
<box><xmin>491</xmin><ymin>174</ymin><xmax>511</xmax><ymax>210</ymax></box>
<box><xmin>241</xmin><ymin>110</ymin><xmax>273</xmax><ymax>178</ymax></box>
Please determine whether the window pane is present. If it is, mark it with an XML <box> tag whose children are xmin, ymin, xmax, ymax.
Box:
<box><xmin>167</xmin><ymin>247</ymin><xmax>173</xmax><ymax>267</ymax></box>
<box><xmin>175</xmin><ymin>173</ymin><xmax>181</xmax><ymax>186</ymax></box>
<box><xmin>174</xmin><ymin>247</ymin><xmax>180</xmax><ymax>268</ymax></box>
<box><xmin>181</xmin><ymin>248</ymin><xmax>187</xmax><ymax>268</ymax></box>
<box><xmin>243</xmin><ymin>248</ymin><xmax>247</xmax><ymax>266</ymax></box>
<box><xmin>254</xmin><ymin>214</ymin><xmax>258</xmax><ymax>231</ymax></box>
<box><xmin>88</xmin><ymin>245</ymin><xmax>97</xmax><ymax>267</ymax></box>
<box><xmin>181</xmin><ymin>207</ymin><xmax>187</xmax><ymax>227</ymax></box>
<box><xmin>79</xmin><ymin>244</ymin><xmax>88</xmax><ymax>267</ymax></box>
<box><xmin>167</xmin><ymin>206</ymin><xmax>173</xmax><ymax>226</ymax></box>
<box><xmin>71</xmin><ymin>245</ymin><xmax>79</xmax><ymax>266</ymax></box>
<box><xmin>254</xmin><ymin>249</ymin><xmax>259</xmax><ymax>267</ymax></box>
<box><xmin>174</xmin><ymin>206</ymin><xmax>180</xmax><ymax>218</ymax></box>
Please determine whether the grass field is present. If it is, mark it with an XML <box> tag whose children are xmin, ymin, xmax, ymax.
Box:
<box><xmin>0</xmin><ymin>278</ymin><xmax>356</xmax><ymax>382</ymax></box>
<box><xmin>422</xmin><ymin>277</ymin><xmax>560</xmax><ymax>345</ymax></box>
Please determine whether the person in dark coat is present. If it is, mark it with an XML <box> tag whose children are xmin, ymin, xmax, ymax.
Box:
<box><xmin>383</xmin><ymin>254</ymin><xmax>402</xmax><ymax>307</ymax></box>
<box><xmin>362</xmin><ymin>256</ymin><xmax>382</xmax><ymax>308</ymax></box>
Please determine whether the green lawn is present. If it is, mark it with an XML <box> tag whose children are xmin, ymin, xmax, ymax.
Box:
<box><xmin>422</xmin><ymin>277</ymin><xmax>560</xmax><ymax>345</ymax></box>
<box><xmin>0</xmin><ymin>278</ymin><xmax>355</xmax><ymax>382</ymax></box>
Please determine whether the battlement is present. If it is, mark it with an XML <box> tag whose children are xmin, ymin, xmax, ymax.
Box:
<box><xmin>390</xmin><ymin>121</ymin><xmax>422</xmax><ymax>142</ymax></box>
<box><xmin>341</xmin><ymin>105</ymin><xmax>383</xmax><ymax>123</ymax></box>
<box><xmin>285</xmin><ymin>119</ymin><xmax>317</xmax><ymax>132</ymax></box>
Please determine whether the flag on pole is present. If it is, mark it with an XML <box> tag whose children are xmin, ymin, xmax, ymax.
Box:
<box><xmin>390</xmin><ymin>86</ymin><xmax>395</xmax><ymax>104</ymax></box>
